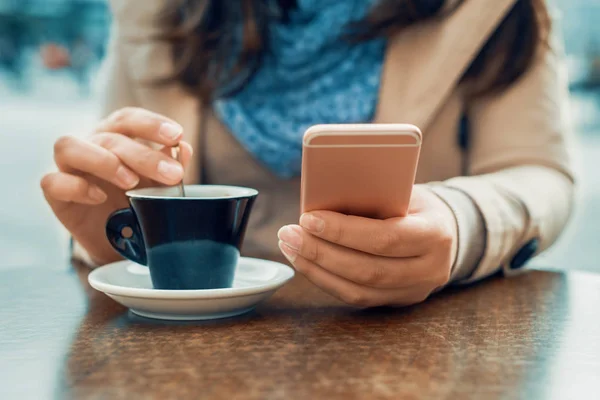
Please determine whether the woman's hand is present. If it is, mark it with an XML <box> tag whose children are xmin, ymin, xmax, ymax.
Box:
<box><xmin>41</xmin><ymin>107</ymin><xmax>193</xmax><ymax>265</ymax></box>
<box><xmin>277</xmin><ymin>185</ymin><xmax>458</xmax><ymax>308</ymax></box>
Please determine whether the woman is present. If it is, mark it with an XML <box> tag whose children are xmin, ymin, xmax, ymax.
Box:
<box><xmin>41</xmin><ymin>0</ymin><xmax>575</xmax><ymax>307</ymax></box>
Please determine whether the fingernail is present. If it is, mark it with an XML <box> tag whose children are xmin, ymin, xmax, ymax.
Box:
<box><xmin>88</xmin><ymin>186</ymin><xmax>106</xmax><ymax>202</ymax></box>
<box><xmin>277</xmin><ymin>225</ymin><xmax>302</xmax><ymax>251</ymax></box>
<box><xmin>116</xmin><ymin>166</ymin><xmax>139</xmax><ymax>188</ymax></box>
<box><xmin>300</xmin><ymin>214</ymin><xmax>324</xmax><ymax>233</ymax></box>
<box><xmin>159</xmin><ymin>122</ymin><xmax>182</xmax><ymax>141</ymax></box>
<box><xmin>157</xmin><ymin>160</ymin><xmax>184</xmax><ymax>181</ymax></box>
<box><xmin>278</xmin><ymin>240</ymin><xmax>297</xmax><ymax>263</ymax></box>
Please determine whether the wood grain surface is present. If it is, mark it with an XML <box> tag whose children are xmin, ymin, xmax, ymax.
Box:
<box><xmin>1</xmin><ymin>262</ymin><xmax>599</xmax><ymax>400</ymax></box>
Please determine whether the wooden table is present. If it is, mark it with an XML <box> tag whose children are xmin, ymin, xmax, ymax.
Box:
<box><xmin>1</xmin><ymin>262</ymin><xmax>599</xmax><ymax>400</ymax></box>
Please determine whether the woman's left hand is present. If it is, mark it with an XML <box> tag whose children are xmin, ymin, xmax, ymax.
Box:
<box><xmin>277</xmin><ymin>185</ymin><xmax>458</xmax><ymax>308</ymax></box>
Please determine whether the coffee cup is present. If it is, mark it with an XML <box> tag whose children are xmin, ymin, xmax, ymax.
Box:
<box><xmin>105</xmin><ymin>185</ymin><xmax>258</xmax><ymax>290</ymax></box>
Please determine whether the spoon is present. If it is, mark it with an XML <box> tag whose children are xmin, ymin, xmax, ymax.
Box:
<box><xmin>171</xmin><ymin>145</ymin><xmax>186</xmax><ymax>197</ymax></box>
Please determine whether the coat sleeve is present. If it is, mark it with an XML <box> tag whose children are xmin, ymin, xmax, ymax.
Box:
<box><xmin>71</xmin><ymin>20</ymin><xmax>141</xmax><ymax>267</ymax></box>
<box><xmin>432</xmin><ymin>27</ymin><xmax>578</xmax><ymax>283</ymax></box>
<box><xmin>96</xmin><ymin>23</ymin><xmax>140</xmax><ymax>117</ymax></box>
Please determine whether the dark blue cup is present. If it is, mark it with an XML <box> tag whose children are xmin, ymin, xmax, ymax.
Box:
<box><xmin>106</xmin><ymin>185</ymin><xmax>258</xmax><ymax>290</ymax></box>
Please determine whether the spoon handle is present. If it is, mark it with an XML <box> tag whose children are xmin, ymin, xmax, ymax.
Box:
<box><xmin>171</xmin><ymin>145</ymin><xmax>186</xmax><ymax>197</ymax></box>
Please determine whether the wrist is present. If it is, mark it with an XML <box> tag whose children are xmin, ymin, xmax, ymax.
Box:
<box><xmin>425</xmin><ymin>184</ymin><xmax>486</xmax><ymax>283</ymax></box>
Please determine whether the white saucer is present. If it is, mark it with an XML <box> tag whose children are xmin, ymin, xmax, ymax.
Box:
<box><xmin>88</xmin><ymin>257</ymin><xmax>295</xmax><ymax>321</ymax></box>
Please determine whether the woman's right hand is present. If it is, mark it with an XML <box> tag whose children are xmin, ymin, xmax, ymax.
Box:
<box><xmin>41</xmin><ymin>107</ymin><xmax>194</xmax><ymax>266</ymax></box>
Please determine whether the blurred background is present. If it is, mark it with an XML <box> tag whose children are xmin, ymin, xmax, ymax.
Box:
<box><xmin>0</xmin><ymin>0</ymin><xmax>598</xmax><ymax>272</ymax></box>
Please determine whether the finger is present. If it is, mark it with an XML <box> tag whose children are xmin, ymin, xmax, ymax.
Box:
<box><xmin>299</xmin><ymin>211</ymin><xmax>431</xmax><ymax>257</ymax></box>
<box><xmin>53</xmin><ymin>135</ymin><xmax>140</xmax><ymax>190</ymax></box>
<box><xmin>158</xmin><ymin>140</ymin><xmax>194</xmax><ymax>170</ymax></box>
<box><xmin>279</xmin><ymin>241</ymin><xmax>422</xmax><ymax>308</ymax></box>
<box><xmin>278</xmin><ymin>225</ymin><xmax>427</xmax><ymax>289</ymax></box>
<box><xmin>95</xmin><ymin>107</ymin><xmax>183</xmax><ymax>146</ymax></box>
<box><xmin>91</xmin><ymin>133</ymin><xmax>184</xmax><ymax>185</ymax></box>
<box><xmin>178</xmin><ymin>140</ymin><xmax>194</xmax><ymax>170</ymax></box>
<box><xmin>41</xmin><ymin>172</ymin><xmax>107</xmax><ymax>205</ymax></box>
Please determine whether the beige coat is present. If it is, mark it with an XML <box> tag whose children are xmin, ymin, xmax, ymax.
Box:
<box><xmin>89</xmin><ymin>0</ymin><xmax>576</xmax><ymax>284</ymax></box>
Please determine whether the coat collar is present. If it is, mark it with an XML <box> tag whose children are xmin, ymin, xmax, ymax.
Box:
<box><xmin>374</xmin><ymin>0</ymin><xmax>517</xmax><ymax>128</ymax></box>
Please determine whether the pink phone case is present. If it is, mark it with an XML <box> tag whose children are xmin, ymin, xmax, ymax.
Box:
<box><xmin>300</xmin><ymin>124</ymin><xmax>422</xmax><ymax>219</ymax></box>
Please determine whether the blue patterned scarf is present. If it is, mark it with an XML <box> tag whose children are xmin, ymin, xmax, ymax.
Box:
<box><xmin>213</xmin><ymin>0</ymin><xmax>386</xmax><ymax>178</ymax></box>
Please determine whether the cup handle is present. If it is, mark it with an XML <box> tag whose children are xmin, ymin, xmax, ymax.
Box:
<box><xmin>105</xmin><ymin>208</ymin><xmax>147</xmax><ymax>265</ymax></box>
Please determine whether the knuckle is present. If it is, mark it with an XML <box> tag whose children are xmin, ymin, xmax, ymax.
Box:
<box><xmin>104</xmin><ymin>107</ymin><xmax>140</xmax><ymax>133</ymax></box>
<box><xmin>342</xmin><ymin>291</ymin><xmax>375</xmax><ymax>308</ymax></box>
<box><xmin>95</xmin><ymin>149</ymin><xmax>120</xmax><ymax>171</ymax></box>
<box><xmin>137</xmin><ymin>149</ymin><xmax>162</xmax><ymax>171</ymax></box>
<box><xmin>72</xmin><ymin>178</ymin><xmax>89</xmax><ymax>195</ymax></box>
<box><xmin>372</xmin><ymin>230</ymin><xmax>400</xmax><ymax>255</ymax></box>
<box><xmin>53</xmin><ymin>135</ymin><xmax>76</xmax><ymax>155</ymax></box>
<box><xmin>427</xmin><ymin>216</ymin><xmax>453</xmax><ymax>246</ymax></box>
<box><xmin>109</xmin><ymin>107</ymin><xmax>137</xmax><ymax>124</ymax></box>
<box><xmin>304</xmin><ymin>241</ymin><xmax>323</xmax><ymax>264</ymax></box>
<box><xmin>359</xmin><ymin>264</ymin><xmax>386</xmax><ymax>286</ymax></box>
<box><xmin>91</xmin><ymin>132</ymin><xmax>119</xmax><ymax>150</ymax></box>
<box><xmin>40</xmin><ymin>173</ymin><xmax>56</xmax><ymax>193</ymax></box>
<box><xmin>327</xmin><ymin>221</ymin><xmax>343</xmax><ymax>243</ymax></box>
<box><xmin>437</xmin><ymin>226</ymin><xmax>454</xmax><ymax>248</ymax></box>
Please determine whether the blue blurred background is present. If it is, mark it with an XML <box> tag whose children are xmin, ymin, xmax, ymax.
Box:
<box><xmin>0</xmin><ymin>0</ymin><xmax>599</xmax><ymax>272</ymax></box>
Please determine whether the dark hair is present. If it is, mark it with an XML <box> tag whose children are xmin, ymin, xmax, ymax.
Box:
<box><xmin>160</xmin><ymin>0</ymin><xmax>550</xmax><ymax>102</ymax></box>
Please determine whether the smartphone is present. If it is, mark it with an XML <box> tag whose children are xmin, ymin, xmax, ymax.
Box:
<box><xmin>300</xmin><ymin>124</ymin><xmax>422</xmax><ymax>220</ymax></box>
